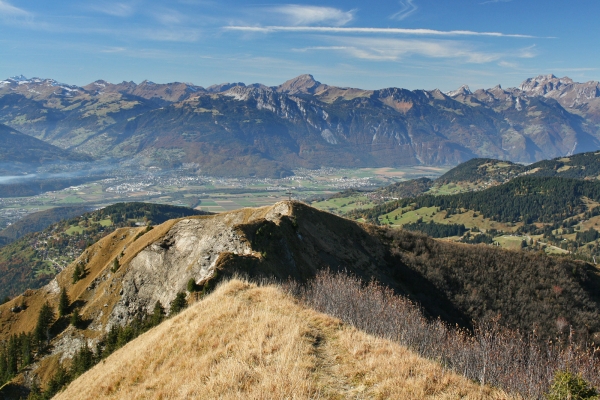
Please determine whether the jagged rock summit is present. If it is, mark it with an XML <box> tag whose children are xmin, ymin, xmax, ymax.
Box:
<box><xmin>518</xmin><ymin>74</ymin><xmax>600</xmax><ymax>107</ymax></box>
<box><xmin>276</xmin><ymin>73</ymin><xmax>324</xmax><ymax>95</ymax></box>
<box><xmin>446</xmin><ymin>84</ymin><xmax>472</xmax><ymax>97</ymax></box>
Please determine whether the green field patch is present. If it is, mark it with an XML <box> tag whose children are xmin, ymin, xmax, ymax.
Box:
<box><xmin>312</xmin><ymin>195</ymin><xmax>376</xmax><ymax>214</ymax></box>
<box><xmin>197</xmin><ymin>199</ymin><xmax>218</xmax><ymax>206</ymax></box>
<box><xmin>380</xmin><ymin>206</ymin><xmax>438</xmax><ymax>225</ymax></box>
<box><xmin>34</xmin><ymin>261</ymin><xmax>58</xmax><ymax>278</ymax></box>
<box><xmin>379</xmin><ymin>206</ymin><xmax>520</xmax><ymax>234</ymax></box>
<box><xmin>61</xmin><ymin>196</ymin><xmax>85</xmax><ymax>204</ymax></box>
<box><xmin>99</xmin><ymin>219</ymin><xmax>112</xmax><ymax>227</ymax></box>
<box><xmin>494</xmin><ymin>235</ymin><xmax>529</xmax><ymax>250</ymax></box>
<box><xmin>234</xmin><ymin>199</ymin><xmax>259</xmax><ymax>207</ymax></box>
<box><xmin>65</xmin><ymin>225</ymin><xmax>85</xmax><ymax>235</ymax></box>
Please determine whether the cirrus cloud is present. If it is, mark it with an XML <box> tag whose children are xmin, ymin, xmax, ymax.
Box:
<box><xmin>391</xmin><ymin>0</ymin><xmax>418</xmax><ymax>21</ymax></box>
<box><xmin>224</xmin><ymin>25</ymin><xmax>541</xmax><ymax>39</ymax></box>
<box><xmin>0</xmin><ymin>0</ymin><xmax>29</xmax><ymax>17</ymax></box>
<box><xmin>269</xmin><ymin>5</ymin><xmax>354</xmax><ymax>26</ymax></box>
<box><xmin>296</xmin><ymin>37</ymin><xmax>503</xmax><ymax>64</ymax></box>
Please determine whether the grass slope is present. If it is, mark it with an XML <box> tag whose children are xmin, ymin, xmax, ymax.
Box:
<box><xmin>55</xmin><ymin>279</ymin><xmax>506</xmax><ymax>400</ymax></box>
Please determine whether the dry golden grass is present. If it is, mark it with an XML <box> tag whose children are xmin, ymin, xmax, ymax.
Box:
<box><xmin>55</xmin><ymin>279</ymin><xmax>509</xmax><ymax>400</ymax></box>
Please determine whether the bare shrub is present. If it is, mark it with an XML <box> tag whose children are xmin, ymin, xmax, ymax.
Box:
<box><xmin>295</xmin><ymin>270</ymin><xmax>600</xmax><ymax>399</ymax></box>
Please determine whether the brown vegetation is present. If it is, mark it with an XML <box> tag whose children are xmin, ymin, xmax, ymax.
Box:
<box><xmin>54</xmin><ymin>279</ymin><xmax>507</xmax><ymax>400</ymax></box>
<box><xmin>294</xmin><ymin>271</ymin><xmax>600</xmax><ymax>399</ymax></box>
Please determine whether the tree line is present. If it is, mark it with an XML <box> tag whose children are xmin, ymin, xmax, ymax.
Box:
<box><xmin>0</xmin><ymin>287</ymin><xmax>191</xmax><ymax>399</ymax></box>
<box><xmin>402</xmin><ymin>220</ymin><xmax>467</xmax><ymax>238</ymax></box>
<box><xmin>349</xmin><ymin>176</ymin><xmax>600</xmax><ymax>225</ymax></box>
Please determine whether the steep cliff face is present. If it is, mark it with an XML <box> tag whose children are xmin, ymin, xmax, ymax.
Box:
<box><xmin>109</xmin><ymin>202</ymin><xmax>291</xmax><ymax>327</ymax></box>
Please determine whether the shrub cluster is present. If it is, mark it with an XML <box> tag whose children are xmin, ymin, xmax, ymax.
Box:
<box><xmin>293</xmin><ymin>270</ymin><xmax>600</xmax><ymax>399</ymax></box>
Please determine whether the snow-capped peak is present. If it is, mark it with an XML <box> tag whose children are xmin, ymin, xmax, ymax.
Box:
<box><xmin>446</xmin><ymin>84</ymin><xmax>472</xmax><ymax>97</ymax></box>
<box><xmin>9</xmin><ymin>74</ymin><xmax>28</xmax><ymax>82</ymax></box>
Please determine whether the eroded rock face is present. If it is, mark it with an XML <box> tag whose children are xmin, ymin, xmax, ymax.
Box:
<box><xmin>108</xmin><ymin>202</ymin><xmax>293</xmax><ymax>327</ymax></box>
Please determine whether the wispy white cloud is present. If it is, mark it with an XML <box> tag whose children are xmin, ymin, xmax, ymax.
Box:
<box><xmin>224</xmin><ymin>26</ymin><xmax>541</xmax><ymax>39</ymax></box>
<box><xmin>152</xmin><ymin>8</ymin><xmax>187</xmax><ymax>25</ymax></box>
<box><xmin>517</xmin><ymin>45</ymin><xmax>537</xmax><ymax>58</ymax></box>
<box><xmin>481</xmin><ymin>0</ymin><xmax>513</xmax><ymax>4</ymax></box>
<box><xmin>297</xmin><ymin>37</ymin><xmax>503</xmax><ymax>64</ymax></box>
<box><xmin>269</xmin><ymin>5</ymin><xmax>354</xmax><ymax>26</ymax></box>
<box><xmin>0</xmin><ymin>0</ymin><xmax>30</xmax><ymax>17</ymax></box>
<box><xmin>91</xmin><ymin>3</ymin><xmax>135</xmax><ymax>17</ymax></box>
<box><xmin>293</xmin><ymin>46</ymin><xmax>350</xmax><ymax>52</ymax></box>
<box><xmin>138</xmin><ymin>28</ymin><xmax>201</xmax><ymax>42</ymax></box>
<box><xmin>498</xmin><ymin>61</ymin><xmax>518</xmax><ymax>68</ymax></box>
<box><xmin>100</xmin><ymin>46</ymin><xmax>127</xmax><ymax>53</ymax></box>
<box><xmin>391</xmin><ymin>0</ymin><xmax>418</xmax><ymax>21</ymax></box>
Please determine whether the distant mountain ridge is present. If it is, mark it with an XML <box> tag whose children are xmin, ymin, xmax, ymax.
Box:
<box><xmin>1</xmin><ymin>74</ymin><xmax>600</xmax><ymax>177</ymax></box>
<box><xmin>437</xmin><ymin>151</ymin><xmax>600</xmax><ymax>186</ymax></box>
<box><xmin>0</xmin><ymin>123</ymin><xmax>91</xmax><ymax>164</ymax></box>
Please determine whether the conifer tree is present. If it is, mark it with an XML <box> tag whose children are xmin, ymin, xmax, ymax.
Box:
<box><xmin>169</xmin><ymin>292</ymin><xmax>187</xmax><ymax>315</ymax></box>
<box><xmin>34</xmin><ymin>302</ymin><xmax>55</xmax><ymax>351</ymax></box>
<box><xmin>27</xmin><ymin>380</ymin><xmax>42</xmax><ymax>400</ymax></box>
<box><xmin>151</xmin><ymin>301</ymin><xmax>165</xmax><ymax>327</ymax></box>
<box><xmin>20</xmin><ymin>333</ymin><xmax>31</xmax><ymax>367</ymax></box>
<box><xmin>0</xmin><ymin>344</ymin><xmax>7</xmax><ymax>383</ymax></box>
<box><xmin>6</xmin><ymin>335</ymin><xmax>18</xmax><ymax>377</ymax></box>
<box><xmin>44</xmin><ymin>364</ymin><xmax>69</xmax><ymax>398</ymax></box>
<box><xmin>70</xmin><ymin>308</ymin><xmax>82</xmax><ymax>328</ymax></box>
<box><xmin>72</xmin><ymin>264</ymin><xmax>82</xmax><ymax>284</ymax></box>
<box><xmin>70</xmin><ymin>344</ymin><xmax>94</xmax><ymax>378</ymax></box>
<box><xmin>111</xmin><ymin>258</ymin><xmax>120</xmax><ymax>273</ymax></box>
<box><xmin>58</xmin><ymin>287</ymin><xmax>69</xmax><ymax>318</ymax></box>
<box><xmin>187</xmin><ymin>278</ymin><xmax>198</xmax><ymax>293</ymax></box>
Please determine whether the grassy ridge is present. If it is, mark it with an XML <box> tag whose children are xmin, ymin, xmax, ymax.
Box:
<box><xmin>54</xmin><ymin>279</ymin><xmax>506</xmax><ymax>400</ymax></box>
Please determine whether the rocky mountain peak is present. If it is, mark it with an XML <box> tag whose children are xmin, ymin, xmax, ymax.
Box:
<box><xmin>277</xmin><ymin>74</ymin><xmax>322</xmax><ymax>95</ymax></box>
<box><xmin>9</xmin><ymin>74</ymin><xmax>28</xmax><ymax>82</ymax></box>
<box><xmin>206</xmin><ymin>82</ymin><xmax>246</xmax><ymax>93</ymax></box>
<box><xmin>446</xmin><ymin>85</ymin><xmax>472</xmax><ymax>97</ymax></box>
<box><xmin>518</xmin><ymin>74</ymin><xmax>573</xmax><ymax>95</ymax></box>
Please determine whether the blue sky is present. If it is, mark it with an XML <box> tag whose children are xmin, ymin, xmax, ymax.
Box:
<box><xmin>1</xmin><ymin>0</ymin><xmax>598</xmax><ymax>91</ymax></box>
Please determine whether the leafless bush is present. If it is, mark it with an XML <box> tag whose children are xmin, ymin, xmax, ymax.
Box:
<box><xmin>293</xmin><ymin>270</ymin><xmax>600</xmax><ymax>399</ymax></box>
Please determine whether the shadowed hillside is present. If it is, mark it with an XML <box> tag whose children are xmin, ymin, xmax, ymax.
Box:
<box><xmin>0</xmin><ymin>124</ymin><xmax>91</xmax><ymax>165</ymax></box>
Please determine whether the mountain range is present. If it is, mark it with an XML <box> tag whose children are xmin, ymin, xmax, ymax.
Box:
<box><xmin>2</xmin><ymin>74</ymin><xmax>600</xmax><ymax>177</ymax></box>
